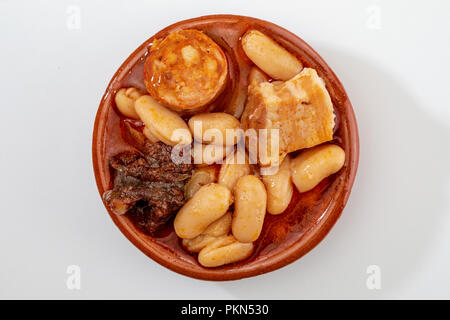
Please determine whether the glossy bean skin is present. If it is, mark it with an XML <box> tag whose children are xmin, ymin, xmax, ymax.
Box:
<box><xmin>183</xmin><ymin>235</ymin><xmax>217</xmax><ymax>254</ymax></box>
<box><xmin>218</xmin><ymin>152</ymin><xmax>251</xmax><ymax>190</ymax></box>
<box><xmin>135</xmin><ymin>95</ymin><xmax>192</xmax><ymax>146</ymax></box>
<box><xmin>201</xmin><ymin>211</ymin><xmax>232</xmax><ymax>237</ymax></box>
<box><xmin>291</xmin><ymin>144</ymin><xmax>345</xmax><ymax>193</ymax></box>
<box><xmin>248</xmin><ymin>66</ymin><xmax>270</xmax><ymax>84</ymax></box>
<box><xmin>197</xmin><ymin>235</ymin><xmax>254</xmax><ymax>267</ymax></box>
<box><xmin>241</xmin><ymin>30</ymin><xmax>303</xmax><ymax>81</ymax></box>
<box><xmin>232</xmin><ymin>175</ymin><xmax>267</xmax><ymax>243</ymax></box>
<box><xmin>114</xmin><ymin>87</ymin><xmax>145</xmax><ymax>119</ymax></box>
<box><xmin>184</xmin><ymin>166</ymin><xmax>217</xmax><ymax>200</ymax></box>
<box><xmin>192</xmin><ymin>142</ymin><xmax>234</xmax><ymax>166</ymax></box>
<box><xmin>174</xmin><ymin>183</ymin><xmax>232</xmax><ymax>239</ymax></box>
<box><xmin>143</xmin><ymin>121</ymin><xmax>176</xmax><ymax>145</ymax></box>
<box><xmin>188</xmin><ymin>112</ymin><xmax>241</xmax><ymax>145</ymax></box>
<box><xmin>262</xmin><ymin>156</ymin><xmax>293</xmax><ymax>215</ymax></box>
<box><xmin>182</xmin><ymin>212</ymin><xmax>232</xmax><ymax>252</ymax></box>
<box><xmin>142</xmin><ymin>126</ymin><xmax>160</xmax><ymax>143</ymax></box>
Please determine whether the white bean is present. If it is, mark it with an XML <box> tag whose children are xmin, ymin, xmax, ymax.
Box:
<box><xmin>248</xmin><ymin>66</ymin><xmax>269</xmax><ymax>84</ymax></box>
<box><xmin>188</xmin><ymin>113</ymin><xmax>241</xmax><ymax>145</ymax></box>
<box><xmin>197</xmin><ymin>235</ymin><xmax>254</xmax><ymax>267</ymax></box>
<box><xmin>142</xmin><ymin>126</ymin><xmax>160</xmax><ymax>143</ymax></box>
<box><xmin>241</xmin><ymin>30</ymin><xmax>303</xmax><ymax>81</ymax></box>
<box><xmin>291</xmin><ymin>144</ymin><xmax>345</xmax><ymax>193</ymax></box>
<box><xmin>232</xmin><ymin>175</ymin><xmax>267</xmax><ymax>243</ymax></box>
<box><xmin>182</xmin><ymin>212</ymin><xmax>232</xmax><ymax>252</ymax></box>
<box><xmin>114</xmin><ymin>87</ymin><xmax>144</xmax><ymax>119</ymax></box>
<box><xmin>135</xmin><ymin>95</ymin><xmax>192</xmax><ymax>146</ymax></box>
<box><xmin>192</xmin><ymin>142</ymin><xmax>234</xmax><ymax>166</ymax></box>
<box><xmin>182</xmin><ymin>235</ymin><xmax>217</xmax><ymax>253</ymax></box>
<box><xmin>218</xmin><ymin>152</ymin><xmax>251</xmax><ymax>190</ymax></box>
<box><xmin>184</xmin><ymin>166</ymin><xmax>217</xmax><ymax>200</ymax></box>
<box><xmin>202</xmin><ymin>211</ymin><xmax>233</xmax><ymax>237</ymax></box>
<box><xmin>174</xmin><ymin>183</ymin><xmax>232</xmax><ymax>239</ymax></box>
<box><xmin>262</xmin><ymin>156</ymin><xmax>293</xmax><ymax>215</ymax></box>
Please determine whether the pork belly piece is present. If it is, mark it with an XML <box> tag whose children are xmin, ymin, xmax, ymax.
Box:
<box><xmin>241</xmin><ymin>68</ymin><xmax>335</xmax><ymax>166</ymax></box>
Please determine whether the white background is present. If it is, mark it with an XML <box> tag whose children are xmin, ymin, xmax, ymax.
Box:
<box><xmin>1</xmin><ymin>0</ymin><xmax>449</xmax><ymax>299</ymax></box>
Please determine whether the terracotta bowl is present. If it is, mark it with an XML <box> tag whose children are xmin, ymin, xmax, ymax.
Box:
<box><xmin>92</xmin><ymin>15</ymin><xmax>359</xmax><ymax>281</ymax></box>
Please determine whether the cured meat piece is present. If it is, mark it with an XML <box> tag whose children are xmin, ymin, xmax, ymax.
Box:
<box><xmin>103</xmin><ymin>123</ymin><xmax>193</xmax><ymax>234</ymax></box>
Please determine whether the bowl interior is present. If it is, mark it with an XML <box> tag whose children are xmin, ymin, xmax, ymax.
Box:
<box><xmin>92</xmin><ymin>14</ymin><xmax>359</xmax><ymax>281</ymax></box>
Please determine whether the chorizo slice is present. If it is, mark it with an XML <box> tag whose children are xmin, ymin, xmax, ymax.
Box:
<box><xmin>144</xmin><ymin>29</ymin><xmax>228</xmax><ymax>112</ymax></box>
